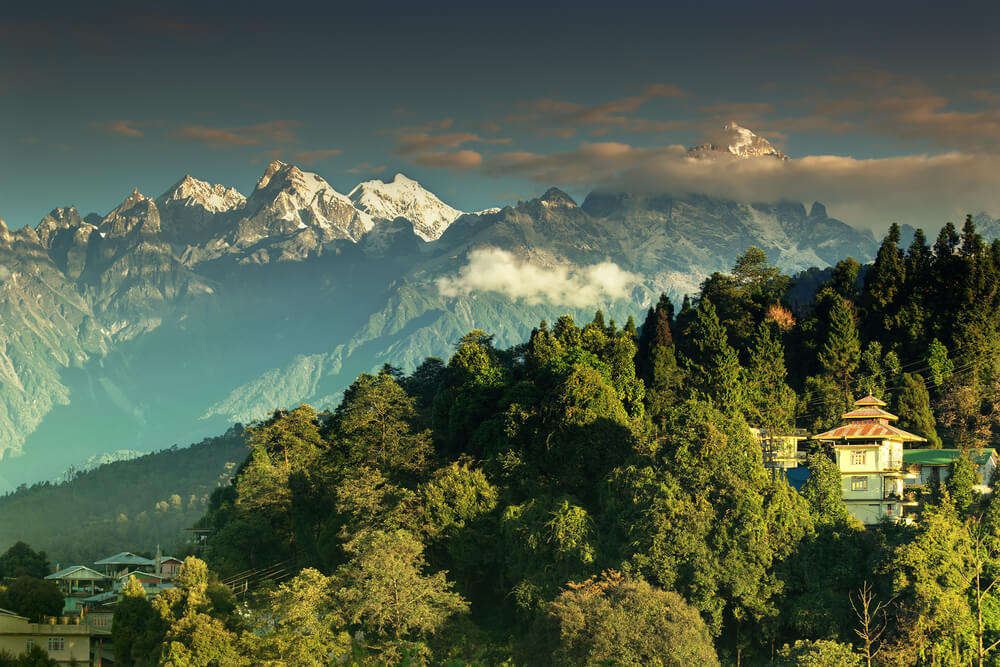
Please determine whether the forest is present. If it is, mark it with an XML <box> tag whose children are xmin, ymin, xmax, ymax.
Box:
<box><xmin>9</xmin><ymin>217</ymin><xmax>1000</xmax><ymax>666</ymax></box>
<box><xmin>0</xmin><ymin>428</ymin><xmax>247</xmax><ymax>564</ymax></box>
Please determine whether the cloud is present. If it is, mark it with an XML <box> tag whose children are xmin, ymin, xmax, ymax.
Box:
<box><xmin>484</xmin><ymin>142</ymin><xmax>1000</xmax><ymax>231</ymax></box>
<box><xmin>172</xmin><ymin>120</ymin><xmax>302</xmax><ymax>148</ymax></box>
<box><xmin>91</xmin><ymin>120</ymin><xmax>147</xmax><ymax>138</ymax></box>
<box><xmin>394</xmin><ymin>130</ymin><xmax>510</xmax><ymax>155</ymax></box>
<box><xmin>414</xmin><ymin>150</ymin><xmax>484</xmax><ymax>170</ymax></box>
<box><xmin>501</xmin><ymin>84</ymin><xmax>688</xmax><ymax>136</ymax></box>
<box><xmin>783</xmin><ymin>67</ymin><xmax>1000</xmax><ymax>150</ymax></box>
<box><xmin>388</xmin><ymin>119</ymin><xmax>509</xmax><ymax>170</ymax></box>
<box><xmin>437</xmin><ymin>247</ymin><xmax>640</xmax><ymax>307</ymax></box>
<box><xmin>347</xmin><ymin>162</ymin><xmax>386</xmax><ymax>174</ymax></box>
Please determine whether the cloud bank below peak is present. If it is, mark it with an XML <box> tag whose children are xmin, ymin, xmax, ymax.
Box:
<box><xmin>484</xmin><ymin>143</ymin><xmax>1000</xmax><ymax>231</ymax></box>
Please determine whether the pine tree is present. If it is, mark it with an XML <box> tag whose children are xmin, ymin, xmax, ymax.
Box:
<box><xmin>818</xmin><ymin>295</ymin><xmax>861</xmax><ymax>404</ymax></box>
<box><xmin>861</xmin><ymin>223</ymin><xmax>906</xmax><ymax>343</ymax></box>
<box><xmin>679</xmin><ymin>300</ymin><xmax>745</xmax><ymax>415</ymax></box>
<box><xmin>830</xmin><ymin>258</ymin><xmax>861</xmax><ymax>300</ymax></box>
<box><xmin>743</xmin><ymin>321</ymin><xmax>796</xmax><ymax>432</ymax></box>
<box><xmin>640</xmin><ymin>296</ymin><xmax>683</xmax><ymax>425</ymax></box>
<box><xmin>894</xmin><ymin>373</ymin><xmax>942</xmax><ymax>448</ymax></box>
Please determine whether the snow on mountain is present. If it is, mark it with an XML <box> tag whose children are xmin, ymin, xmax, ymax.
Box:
<box><xmin>100</xmin><ymin>189</ymin><xmax>162</xmax><ymax>238</ymax></box>
<box><xmin>235</xmin><ymin>161</ymin><xmax>374</xmax><ymax>245</ymax></box>
<box><xmin>158</xmin><ymin>175</ymin><xmax>246</xmax><ymax>213</ymax></box>
<box><xmin>689</xmin><ymin>121</ymin><xmax>789</xmax><ymax>160</ymax></box>
<box><xmin>349</xmin><ymin>173</ymin><xmax>463</xmax><ymax>241</ymax></box>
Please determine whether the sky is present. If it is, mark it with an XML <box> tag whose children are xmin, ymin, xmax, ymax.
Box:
<box><xmin>2</xmin><ymin>0</ymin><xmax>999</xmax><ymax>232</ymax></box>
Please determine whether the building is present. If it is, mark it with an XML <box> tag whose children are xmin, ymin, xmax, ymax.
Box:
<box><xmin>116</xmin><ymin>570</ymin><xmax>175</xmax><ymax>597</ymax></box>
<box><xmin>93</xmin><ymin>552</ymin><xmax>155</xmax><ymax>579</ymax></box>
<box><xmin>813</xmin><ymin>395</ymin><xmax>924</xmax><ymax>525</ymax></box>
<box><xmin>903</xmin><ymin>448</ymin><xmax>998</xmax><ymax>494</ymax></box>
<box><xmin>44</xmin><ymin>566</ymin><xmax>109</xmax><ymax>614</ymax></box>
<box><xmin>156</xmin><ymin>556</ymin><xmax>184</xmax><ymax>579</ymax></box>
<box><xmin>750</xmin><ymin>427</ymin><xmax>808</xmax><ymax>471</ymax></box>
<box><xmin>0</xmin><ymin>607</ymin><xmax>94</xmax><ymax>665</ymax></box>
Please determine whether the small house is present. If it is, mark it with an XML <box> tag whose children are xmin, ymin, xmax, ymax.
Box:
<box><xmin>44</xmin><ymin>566</ymin><xmax>108</xmax><ymax>614</ymax></box>
<box><xmin>903</xmin><ymin>448</ymin><xmax>998</xmax><ymax>494</ymax></box>
<box><xmin>93</xmin><ymin>552</ymin><xmax>155</xmax><ymax>579</ymax></box>
<box><xmin>812</xmin><ymin>395</ymin><xmax>924</xmax><ymax>525</ymax></box>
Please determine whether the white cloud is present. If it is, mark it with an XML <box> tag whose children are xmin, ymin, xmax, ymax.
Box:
<box><xmin>436</xmin><ymin>247</ymin><xmax>639</xmax><ymax>307</ymax></box>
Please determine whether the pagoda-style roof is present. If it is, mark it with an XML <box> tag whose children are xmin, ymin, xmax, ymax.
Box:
<box><xmin>813</xmin><ymin>421</ymin><xmax>927</xmax><ymax>442</ymax></box>
<box><xmin>855</xmin><ymin>394</ymin><xmax>888</xmax><ymax>407</ymax></box>
<box><xmin>842</xmin><ymin>406</ymin><xmax>899</xmax><ymax>421</ymax></box>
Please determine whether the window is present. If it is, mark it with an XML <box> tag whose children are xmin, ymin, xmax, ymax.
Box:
<box><xmin>851</xmin><ymin>451</ymin><xmax>866</xmax><ymax>465</ymax></box>
<box><xmin>25</xmin><ymin>639</ymin><xmax>34</xmax><ymax>651</ymax></box>
<box><xmin>47</xmin><ymin>637</ymin><xmax>64</xmax><ymax>652</ymax></box>
<box><xmin>851</xmin><ymin>477</ymin><xmax>868</xmax><ymax>491</ymax></box>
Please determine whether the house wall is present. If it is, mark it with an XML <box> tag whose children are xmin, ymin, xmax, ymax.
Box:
<box><xmin>841</xmin><ymin>473</ymin><xmax>884</xmax><ymax>501</ymax></box>
<box><xmin>0</xmin><ymin>615</ymin><xmax>91</xmax><ymax>665</ymax></box>
<box><xmin>845</xmin><ymin>500</ymin><xmax>903</xmax><ymax>525</ymax></box>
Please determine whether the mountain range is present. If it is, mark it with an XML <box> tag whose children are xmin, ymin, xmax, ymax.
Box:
<box><xmin>0</xmin><ymin>125</ymin><xmax>892</xmax><ymax>489</ymax></box>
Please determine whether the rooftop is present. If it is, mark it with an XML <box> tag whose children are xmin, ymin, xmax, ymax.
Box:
<box><xmin>45</xmin><ymin>565</ymin><xmax>106</xmax><ymax>581</ymax></box>
<box><xmin>813</xmin><ymin>421</ymin><xmax>926</xmax><ymax>442</ymax></box>
<box><xmin>854</xmin><ymin>394</ymin><xmax>888</xmax><ymax>407</ymax></box>
<box><xmin>94</xmin><ymin>552</ymin><xmax>155</xmax><ymax>566</ymax></box>
<box><xmin>903</xmin><ymin>448</ymin><xmax>997</xmax><ymax>467</ymax></box>
<box><xmin>842</xmin><ymin>406</ymin><xmax>899</xmax><ymax>421</ymax></box>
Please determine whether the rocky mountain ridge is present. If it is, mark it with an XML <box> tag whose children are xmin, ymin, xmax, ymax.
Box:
<box><xmin>0</xmin><ymin>154</ymin><xmax>882</xmax><ymax>489</ymax></box>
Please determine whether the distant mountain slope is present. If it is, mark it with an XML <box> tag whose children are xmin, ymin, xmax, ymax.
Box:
<box><xmin>0</xmin><ymin>126</ymin><xmax>887</xmax><ymax>487</ymax></box>
<box><xmin>0</xmin><ymin>427</ymin><xmax>248</xmax><ymax>565</ymax></box>
<box><xmin>201</xmin><ymin>187</ymin><xmax>877</xmax><ymax>423</ymax></box>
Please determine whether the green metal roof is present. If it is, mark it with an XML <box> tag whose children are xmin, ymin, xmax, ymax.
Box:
<box><xmin>45</xmin><ymin>565</ymin><xmax>107</xmax><ymax>581</ymax></box>
<box><xmin>902</xmin><ymin>448</ymin><xmax>997</xmax><ymax>466</ymax></box>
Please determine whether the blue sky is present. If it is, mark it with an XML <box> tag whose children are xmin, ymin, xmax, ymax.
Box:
<box><xmin>2</xmin><ymin>0</ymin><xmax>999</xmax><ymax>231</ymax></box>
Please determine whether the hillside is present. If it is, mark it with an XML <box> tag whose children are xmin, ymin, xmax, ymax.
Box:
<box><xmin>0</xmin><ymin>426</ymin><xmax>248</xmax><ymax>564</ymax></box>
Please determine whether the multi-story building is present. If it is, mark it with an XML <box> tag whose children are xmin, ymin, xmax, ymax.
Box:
<box><xmin>813</xmin><ymin>395</ymin><xmax>924</xmax><ymax>525</ymax></box>
<box><xmin>0</xmin><ymin>607</ymin><xmax>97</xmax><ymax>665</ymax></box>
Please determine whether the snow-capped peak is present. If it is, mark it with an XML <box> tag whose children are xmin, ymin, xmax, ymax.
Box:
<box><xmin>348</xmin><ymin>172</ymin><xmax>463</xmax><ymax>241</ymax></box>
<box><xmin>159</xmin><ymin>175</ymin><xmax>246</xmax><ymax>213</ymax></box>
<box><xmin>688</xmin><ymin>122</ymin><xmax>789</xmax><ymax>160</ymax></box>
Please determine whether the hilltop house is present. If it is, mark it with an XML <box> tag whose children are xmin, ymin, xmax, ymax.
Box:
<box><xmin>0</xmin><ymin>607</ymin><xmax>97</xmax><ymax>665</ymax></box>
<box><xmin>44</xmin><ymin>566</ymin><xmax>108</xmax><ymax>614</ymax></box>
<box><xmin>813</xmin><ymin>395</ymin><xmax>925</xmax><ymax>525</ymax></box>
<box><xmin>750</xmin><ymin>427</ymin><xmax>808</xmax><ymax>471</ymax></box>
<box><xmin>93</xmin><ymin>552</ymin><xmax>155</xmax><ymax>580</ymax></box>
<box><xmin>903</xmin><ymin>448</ymin><xmax>998</xmax><ymax>494</ymax></box>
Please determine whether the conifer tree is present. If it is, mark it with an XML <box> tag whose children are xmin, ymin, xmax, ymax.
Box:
<box><xmin>818</xmin><ymin>295</ymin><xmax>861</xmax><ymax>404</ymax></box>
<box><xmin>526</xmin><ymin>321</ymin><xmax>564</xmax><ymax>374</ymax></box>
<box><xmin>639</xmin><ymin>295</ymin><xmax>683</xmax><ymax>425</ymax></box>
<box><xmin>894</xmin><ymin>373</ymin><xmax>942</xmax><ymax>448</ymax></box>
<box><xmin>743</xmin><ymin>321</ymin><xmax>795</xmax><ymax>432</ymax></box>
<box><xmin>830</xmin><ymin>258</ymin><xmax>861</xmax><ymax>300</ymax></box>
<box><xmin>861</xmin><ymin>223</ymin><xmax>905</xmax><ymax>342</ymax></box>
<box><xmin>679</xmin><ymin>300</ymin><xmax>745</xmax><ymax>415</ymax></box>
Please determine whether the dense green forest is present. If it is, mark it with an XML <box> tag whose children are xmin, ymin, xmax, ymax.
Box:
<box><xmin>16</xmin><ymin>216</ymin><xmax>1000</xmax><ymax>665</ymax></box>
<box><xmin>0</xmin><ymin>428</ymin><xmax>247</xmax><ymax>564</ymax></box>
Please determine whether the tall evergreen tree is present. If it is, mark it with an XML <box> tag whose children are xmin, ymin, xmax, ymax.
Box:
<box><xmin>818</xmin><ymin>295</ymin><xmax>861</xmax><ymax>404</ymax></box>
<box><xmin>894</xmin><ymin>373</ymin><xmax>942</xmax><ymax>448</ymax></box>
<box><xmin>679</xmin><ymin>300</ymin><xmax>745</xmax><ymax>415</ymax></box>
<box><xmin>861</xmin><ymin>223</ymin><xmax>906</xmax><ymax>343</ymax></box>
<box><xmin>743</xmin><ymin>321</ymin><xmax>796</xmax><ymax>432</ymax></box>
